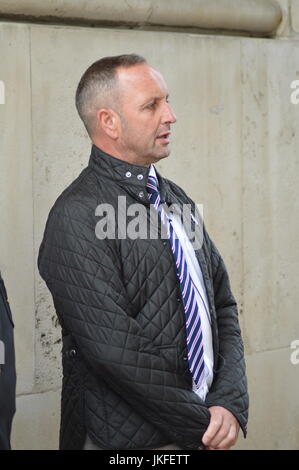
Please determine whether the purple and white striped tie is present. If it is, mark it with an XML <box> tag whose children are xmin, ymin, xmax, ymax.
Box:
<box><xmin>146</xmin><ymin>174</ymin><xmax>205</xmax><ymax>389</ymax></box>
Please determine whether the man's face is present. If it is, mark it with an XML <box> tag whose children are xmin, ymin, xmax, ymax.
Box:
<box><xmin>116</xmin><ymin>64</ymin><xmax>177</xmax><ymax>166</ymax></box>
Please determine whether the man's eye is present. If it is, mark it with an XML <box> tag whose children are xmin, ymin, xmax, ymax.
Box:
<box><xmin>147</xmin><ymin>102</ymin><xmax>157</xmax><ymax>109</ymax></box>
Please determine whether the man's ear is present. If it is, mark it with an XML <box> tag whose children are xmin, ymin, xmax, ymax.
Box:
<box><xmin>96</xmin><ymin>108</ymin><xmax>120</xmax><ymax>139</ymax></box>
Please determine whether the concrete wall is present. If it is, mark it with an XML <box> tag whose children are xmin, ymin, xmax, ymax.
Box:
<box><xmin>0</xmin><ymin>0</ymin><xmax>283</xmax><ymax>34</ymax></box>
<box><xmin>0</xmin><ymin>0</ymin><xmax>299</xmax><ymax>450</ymax></box>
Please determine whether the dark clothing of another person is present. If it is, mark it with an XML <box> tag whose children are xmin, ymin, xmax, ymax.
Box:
<box><xmin>0</xmin><ymin>272</ymin><xmax>16</xmax><ymax>450</ymax></box>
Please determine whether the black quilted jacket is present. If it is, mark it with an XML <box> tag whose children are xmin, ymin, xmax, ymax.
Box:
<box><xmin>38</xmin><ymin>145</ymin><xmax>248</xmax><ymax>450</ymax></box>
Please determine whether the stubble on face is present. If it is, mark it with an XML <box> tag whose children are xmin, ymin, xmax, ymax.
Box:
<box><xmin>118</xmin><ymin>113</ymin><xmax>171</xmax><ymax>166</ymax></box>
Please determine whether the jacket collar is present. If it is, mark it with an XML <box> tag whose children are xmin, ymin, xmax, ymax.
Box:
<box><xmin>88</xmin><ymin>144</ymin><xmax>171</xmax><ymax>204</ymax></box>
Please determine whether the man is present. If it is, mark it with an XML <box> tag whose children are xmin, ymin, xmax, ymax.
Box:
<box><xmin>0</xmin><ymin>271</ymin><xmax>16</xmax><ymax>450</ymax></box>
<box><xmin>38</xmin><ymin>54</ymin><xmax>249</xmax><ymax>450</ymax></box>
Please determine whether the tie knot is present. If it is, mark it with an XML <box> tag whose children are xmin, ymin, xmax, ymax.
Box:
<box><xmin>146</xmin><ymin>174</ymin><xmax>160</xmax><ymax>206</ymax></box>
<box><xmin>147</xmin><ymin>174</ymin><xmax>158</xmax><ymax>191</ymax></box>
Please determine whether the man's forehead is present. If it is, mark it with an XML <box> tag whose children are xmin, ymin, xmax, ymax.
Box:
<box><xmin>117</xmin><ymin>64</ymin><xmax>168</xmax><ymax>93</ymax></box>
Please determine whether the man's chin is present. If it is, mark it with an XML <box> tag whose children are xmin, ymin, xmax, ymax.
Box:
<box><xmin>152</xmin><ymin>147</ymin><xmax>171</xmax><ymax>162</ymax></box>
<box><xmin>153</xmin><ymin>153</ymin><xmax>169</xmax><ymax>163</ymax></box>
<box><xmin>141</xmin><ymin>146</ymin><xmax>171</xmax><ymax>166</ymax></box>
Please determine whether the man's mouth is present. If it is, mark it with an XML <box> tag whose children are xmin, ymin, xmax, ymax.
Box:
<box><xmin>156</xmin><ymin>131</ymin><xmax>171</xmax><ymax>143</ymax></box>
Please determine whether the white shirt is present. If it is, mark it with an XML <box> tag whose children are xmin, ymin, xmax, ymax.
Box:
<box><xmin>149</xmin><ymin>165</ymin><xmax>214</xmax><ymax>401</ymax></box>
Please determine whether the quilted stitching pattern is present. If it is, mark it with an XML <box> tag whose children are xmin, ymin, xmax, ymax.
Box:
<box><xmin>38</xmin><ymin>145</ymin><xmax>248</xmax><ymax>449</ymax></box>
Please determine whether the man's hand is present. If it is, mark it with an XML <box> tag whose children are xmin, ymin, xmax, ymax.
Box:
<box><xmin>202</xmin><ymin>406</ymin><xmax>240</xmax><ymax>450</ymax></box>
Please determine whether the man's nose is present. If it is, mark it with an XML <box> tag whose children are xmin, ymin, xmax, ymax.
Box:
<box><xmin>162</xmin><ymin>103</ymin><xmax>177</xmax><ymax>124</ymax></box>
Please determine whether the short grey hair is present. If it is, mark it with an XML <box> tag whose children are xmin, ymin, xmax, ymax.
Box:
<box><xmin>75</xmin><ymin>54</ymin><xmax>146</xmax><ymax>137</ymax></box>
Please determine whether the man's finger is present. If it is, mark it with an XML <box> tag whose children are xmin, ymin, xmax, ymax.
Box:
<box><xmin>202</xmin><ymin>413</ymin><xmax>223</xmax><ymax>446</ymax></box>
<box><xmin>214</xmin><ymin>424</ymin><xmax>239</xmax><ymax>450</ymax></box>
<box><xmin>206</xmin><ymin>422</ymin><xmax>231</xmax><ymax>449</ymax></box>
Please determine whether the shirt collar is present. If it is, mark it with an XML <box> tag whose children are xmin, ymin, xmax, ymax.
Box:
<box><xmin>148</xmin><ymin>164</ymin><xmax>158</xmax><ymax>185</ymax></box>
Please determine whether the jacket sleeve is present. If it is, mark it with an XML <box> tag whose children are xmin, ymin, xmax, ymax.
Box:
<box><xmin>38</xmin><ymin>200</ymin><xmax>211</xmax><ymax>448</ymax></box>
<box><xmin>203</xmin><ymin>229</ymin><xmax>249</xmax><ymax>437</ymax></box>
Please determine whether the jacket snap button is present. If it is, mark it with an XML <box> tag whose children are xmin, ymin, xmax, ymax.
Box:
<box><xmin>138</xmin><ymin>191</ymin><xmax>144</xmax><ymax>198</ymax></box>
<box><xmin>125</xmin><ymin>171</ymin><xmax>132</xmax><ymax>178</ymax></box>
<box><xmin>183</xmin><ymin>356</ymin><xmax>188</xmax><ymax>361</ymax></box>
<box><xmin>69</xmin><ymin>349</ymin><xmax>77</xmax><ymax>358</ymax></box>
<box><xmin>177</xmin><ymin>297</ymin><xmax>181</xmax><ymax>302</ymax></box>
<box><xmin>162</xmin><ymin>241</ymin><xmax>167</xmax><ymax>246</ymax></box>
<box><xmin>137</xmin><ymin>174</ymin><xmax>143</xmax><ymax>180</ymax></box>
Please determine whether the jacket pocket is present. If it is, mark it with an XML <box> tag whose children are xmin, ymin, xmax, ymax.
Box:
<box><xmin>0</xmin><ymin>278</ymin><xmax>14</xmax><ymax>328</ymax></box>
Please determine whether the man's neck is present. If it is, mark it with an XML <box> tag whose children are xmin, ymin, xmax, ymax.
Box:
<box><xmin>92</xmin><ymin>140</ymin><xmax>151</xmax><ymax>167</ymax></box>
